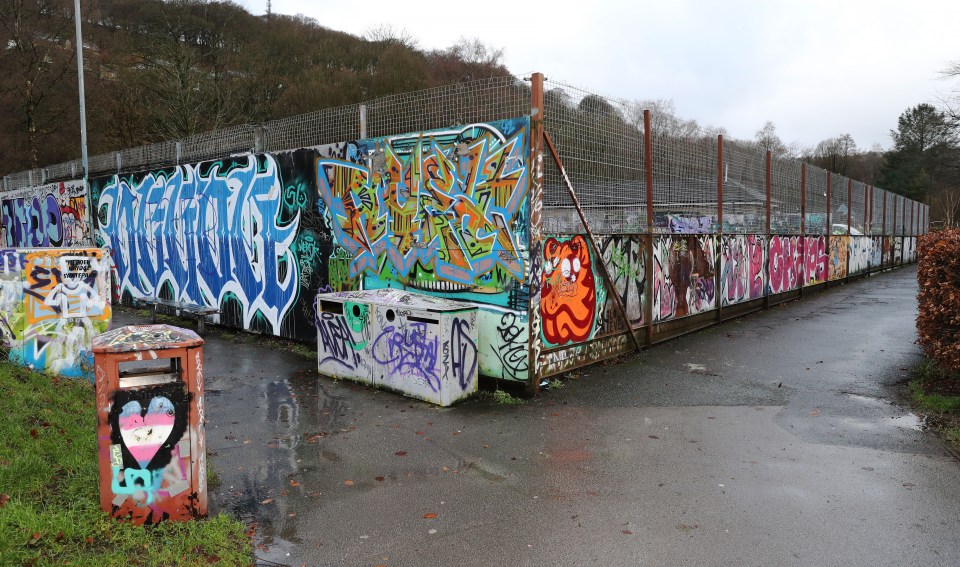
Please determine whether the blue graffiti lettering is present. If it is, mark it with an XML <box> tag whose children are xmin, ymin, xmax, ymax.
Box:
<box><xmin>373</xmin><ymin>323</ymin><xmax>440</xmax><ymax>392</ymax></box>
<box><xmin>97</xmin><ymin>155</ymin><xmax>299</xmax><ymax>333</ymax></box>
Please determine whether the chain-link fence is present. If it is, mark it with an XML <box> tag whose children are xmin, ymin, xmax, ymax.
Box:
<box><xmin>770</xmin><ymin>157</ymin><xmax>803</xmax><ymax>234</ymax></box>
<box><xmin>722</xmin><ymin>140</ymin><xmax>767</xmax><ymax>234</ymax></box>
<box><xmin>541</xmin><ymin>78</ymin><xmax>646</xmax><ymax>234</ymax></box>
<box><xmin>805</xmin><ymin>165</ymin><xmax>829</xmax><ymax>234</ymax></box>
<box><xmin>1</xmin><ymin>75</ymin><xmax>533</xmax><ymax>186</ymax></box>
<box><xmin>1</xmin><ymin>73</ymin><xmax>928</xmax><ymax>240</ymax></box>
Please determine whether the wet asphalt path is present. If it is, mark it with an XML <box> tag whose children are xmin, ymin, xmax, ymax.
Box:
<box><xmin>114</xmin><ymin>265</ymin><xmax>960</xmax><ymax>566</ymax></box>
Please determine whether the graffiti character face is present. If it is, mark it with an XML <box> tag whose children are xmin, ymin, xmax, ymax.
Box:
<box><xmin>541</xmin><ymin>235</ymin><xmax>597</xmax><ymax>345</ymax></box>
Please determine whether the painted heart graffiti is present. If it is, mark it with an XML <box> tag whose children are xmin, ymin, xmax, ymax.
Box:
<box><xmin>118</xmin><ymin>396</ymin><xmax>176</xmax><ymax>468</ymax></box>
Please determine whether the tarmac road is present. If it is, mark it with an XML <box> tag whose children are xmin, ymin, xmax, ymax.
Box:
<box><xmin>116</xmin><ymin>265</ymin><xmax>960</xmax><ymax>566</ymax></box>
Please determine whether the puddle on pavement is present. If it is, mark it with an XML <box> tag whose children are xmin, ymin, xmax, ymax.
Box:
<box><xmin>889</xmin><ymin>413</ymin><xmax>925</xmax><ymax>431</ymax></box>
<box><xmin>841</xmin><ymin>393</ymin><xmax>929</xmax><ymax>431</ymax></box>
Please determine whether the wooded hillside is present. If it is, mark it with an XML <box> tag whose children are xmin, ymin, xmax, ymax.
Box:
<box><xmin>0</xmin><ymin>0</ymin><xmax>509</xmax><ymax>174</ymax></box>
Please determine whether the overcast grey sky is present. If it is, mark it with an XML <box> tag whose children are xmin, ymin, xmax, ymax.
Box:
<box><xmin>239</xmin><ymin>0</ymin><xmax>960</xmax><ymax>151</ymax></box>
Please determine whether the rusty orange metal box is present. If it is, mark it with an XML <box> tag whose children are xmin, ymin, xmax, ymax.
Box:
<box><xmin>92</xmin><ymin>324</ymin><xmax>207</xmax><ymax>525</ymax></box>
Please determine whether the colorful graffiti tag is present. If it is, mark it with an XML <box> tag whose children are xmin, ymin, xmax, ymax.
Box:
<box><xmin>541</xmin><ymin>235</ymin><xmax>604</xmax><ymax>346</ymax></box>
<box><xmin>720</xmin><ymin>235</ymin><xmax>766</xmax><ymax>306</ymax></box>
<box><xmin>315</xmin><ymin>119</ymin><xmax>529</xmax><ymax>293</ymax></box>
<box><xmin>768</xmin><ymin>235</ymin><xmax>803</xmax><ymax>294</ymax></box>
<box><xmin>95</xmin><ymin>154</ymin><xmax>299</xmax><ymax>335</ymax></box>
<box><xmin>803</xmin><ymin>236</ymin><xmax>828</xmax><ymax>286</ymax></box>
<box><xmin>653</xmin><ymin>235</ymin><xmax>716</xmax><ymax>321</ymax></box>
<box><xmin>597</xmin><ymin>235</ymin><xmax>645</xmax><ymax>331</ymax></box>
<box><xmin>316</xmin><ymin>289</ymin><xmax>479</xmax><ymax>405</ymax></box>
<box><xmin>828</xmin><ymin>236</ymin><xmax>849</xmax><ymax>281</ymax></box>
<box><xmin>869</xmin><ymin>236</ymin><xmax>884</xmax><ymax>270</ymax></box>
<box><xmin>0</xmin><ymin>248</ymin><xmax>110</xmax><ymax>377</ymax></box>
<box><xmin>848</xmin><ymin>236</ymin><xmax>870</xmax><ymax>276</ymax></box>
<box><xmin>1</xmin><ymin>181</ymin><xmax>88</xmax><ymax>247</ymax></box>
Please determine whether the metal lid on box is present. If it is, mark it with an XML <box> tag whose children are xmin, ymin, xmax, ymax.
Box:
<box><xmin>93</xmin><ymin>324</ymin><xmax>203</xmax><ymax>353</ymax></box>
<box><xmin>317</xmin><ymin>289</ymin><xmax>477</xmax><ymax>313</ymax></box>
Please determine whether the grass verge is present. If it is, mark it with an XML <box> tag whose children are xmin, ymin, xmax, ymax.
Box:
<box><xmin>0</xmin><ymin>361</ymin><xmax>251</xmax><ymax>565</ymax></box>
<box><xmin>907</xmin><ymin>360</ymin><xmax>960</xmax><ymax>452</ymax></box>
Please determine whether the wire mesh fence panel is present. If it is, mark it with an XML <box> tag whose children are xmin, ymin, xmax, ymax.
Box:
<box><xmin>44</xmin><ymin>160</ymin><xmax>81</xmax><ymax>183</ymax></box>
<box><xmin>851</xmin><ymin>180</ymin><xmax>866</xmax><ymax>234</ymax></box>
<box><xmin>178</xmin><ymin>124</ymin><xmax>257</xmax><ymax>165</ymax></box>
<box><xmin>721</xmin><ymin>140</ymin><xmax>767</xmax><ymax>234</ymax></box>
<box><xmin>650</xmin><ymin>133</ymin><xmax>718</xmax><ymax>234</ymax></box>
<box><xmin>770</xmin><ymin>156</ymin><xmax>802</xmax><ymax>234</ymax></box>
<box><xmin>367</xmin><ymin>76</ymin><xmax>532</xmax><ymax>140</ymax></box>
<box><xmin>882</xmin><ymin>190</ymin><xmax>896</xmax><ymax>235</ymax></box>
<box><xmin>829</xmin><ymin>173</ymin><xmax>850</xmax><ymax>234</ymax></box>
<box><xmin>262</xmin><ymin>104</ymin><xmax>361</xmax><ymax>151</ymax></box>
<box><xmin>3</xmin><ymin>170</ymin><xmax>38</xmax><ymax>191</ymax></box>
<box><xmin>872</xmin><ymin>188</ymin><xmax>885</xmax><ymax>235</ymax></box>
<box><xmin>805</xmin><ymin>165</ymin><xmax>828</xmax><ymax>234</ymax></box>
<box><xmin>542</xmin><ymin>79</ymin><xmax>646</xmax><ymax>234</ymax></box>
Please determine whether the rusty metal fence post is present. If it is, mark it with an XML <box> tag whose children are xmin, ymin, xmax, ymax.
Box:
<box><xmin>643</xmin><ymin>110</ymin><xmax>655</xmax><ymax>346</ymax></box>
<box><xmin>800</xmin><ymin>162</ymin><xmax>806</xmax><ymax>296</ymax></box>
<box><xmin>525</xmin><ymin>72</ymin><xmax>545</xmax><ymax>395</ymax></box>
<box><xmin>765</xmin><ymin>150</ymin><xmax>772</xmax><ymax>308</ymax></box>
<box><xmin>715</xmin><ymin>134</ymin><xmax>724</xmax><ymax>320</ymax></box>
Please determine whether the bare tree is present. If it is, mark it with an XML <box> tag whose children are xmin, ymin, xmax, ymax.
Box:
<box><xmin>929</xmin><ymin>181</ymin><xmax>960</xmax><ymax>228</ymax></box>
<box><xmin>363</xmin><ymin>24</ymin><xmax>419</xmax><ymax>49</ymax></box>
<box><xmin>0</xmin><ymin>0</ymin><xmax>78</xmax><ymax>169</ymax></box>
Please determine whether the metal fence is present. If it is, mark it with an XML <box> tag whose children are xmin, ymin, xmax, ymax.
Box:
<box><xmin>1</xmin><ymin>73</ymin><xmax>927</xmax><ymax>239</ymax></box>
<box><xmin>1</xmin><ymin>75</ymin><xmax>533</xmax><ymax>186</ymax></box>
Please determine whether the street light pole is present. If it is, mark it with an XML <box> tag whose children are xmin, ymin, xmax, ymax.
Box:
<box><xmin>73</xmin><ymin>0</ymin><xmax>92</xmax><ymax>243</ymax></box>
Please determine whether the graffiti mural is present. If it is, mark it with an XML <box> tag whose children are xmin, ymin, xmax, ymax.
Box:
<box><xmin>1</xmin><ymin>181</ymin><xmax>88</xmax><ymax>248</ymax></box>
<box><xmin>94</xmin><ymin>154</ymin><xmax>300</xmax><ymax>336</ymax></box>
<box><xmin>315</xmin><ymin>119</ymin><xmax>529</xmax><ymax>295</ymax></box>
<box><xmin>541</xmin><ymin>235</ymin><xmax>604</xmax><ymax>346</ymax></box>
<box><xmin>848</xmin><ymin>236</ymin><xmax>870</xmax><ymax>275</ymax></box>
<box><xmin>653</xmin><ymin>235</ymin><xmax>716</xmax><ymax>321</ymax></box>
<box><xmin>312</xmin><ymin>119</ymin><xmax>531</xmax><ymax>383</ymax></box>
<box><xmin>828</xmin><ymin>236</ymin><xmax>849</xmax><ymax>281</ymax></box>
<box><xmin>905</xmin><ymin>237</ymin><xmax>916</xmax><ymax>263</ymax></box>
<box><xmin>597</xmin><ymin>235</ymin><xmax>645</xmax><ymax>332</ymax></box>
<box><xmin>720</xmin><ymin>235</ymin><xmax>766</xmax><ymax>306</ymax></box>
<box><xmin>803</xmin><ymin>236</ymin><xmax>828</xmax><ymax>286</ymax></box>
<box><xmin>882</xmin><ymin>237</ymin><xmax>894</xmax><ymax>267</ymax></box>
<box><xmin>768</xmin><ymin>235</ymin><xmax>803</xmax><ymax>294</ymax></box>
<box><xmin>893</xmin><ymin>237</ymin><xmax>903</xmax><ymax>265</ymax></box>
<box><xmin>1</xmin><ymin>248</ymin><xmax>111</xmax><ymax>377</ymax></box>
<box><xmin>869</xmin><ymin>236</ymin><xmax>884</xmax><ymax>270</ymax></box>
<box><xmin>0</xmin><ymin>249</ymin><xmax>25</xmax><ymax>345</ymax></box>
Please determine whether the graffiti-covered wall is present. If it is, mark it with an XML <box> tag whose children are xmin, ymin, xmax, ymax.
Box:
<box><xmin>313</xmin><ymin>118</ymin><xmax>532</xmax><ymax>382</ymax></box>
<box><xmin>86</xmin><ymin>118</ymin><xmax>533</xmax><ymax>382</ymax></box>
<box><xmin>1</xmin><ymin>181</ymin><xmax>89</xmax><ymax>248</ymax></box>
<box><xmin>1</xmin><ymin>247</ymin><xmax>111</xmax><ymax>377</ymax></box>
<box><xmin>768</xmin><ymin>235</ymin><xmax>803</xmax><ymax>294</ymax></box>
<box><xmin>720</xmin><ymin>235</ymin><xmax>766</xmax><ymax>306</ymax></box>
<box><xmin>654</xmin><ymin>235</ymin><xmax>717</xmax><ymax>321</ymax></box>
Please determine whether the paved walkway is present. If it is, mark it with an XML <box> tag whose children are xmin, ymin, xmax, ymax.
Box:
<box><xmin>115</xmin><ymin>266</ymin><xmax>960</xmax><ymax>566</ymax></box>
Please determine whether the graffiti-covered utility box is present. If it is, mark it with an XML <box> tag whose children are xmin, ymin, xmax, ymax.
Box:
<box><xmin>92</xmin><ymin>325</ymin><xmax>207</xmax><ymax>525</ymax></box>
<box><xmin>1</xmin><ymin>247</ymin><xmax>112</xmax><ymax>378</ymax></box>
<box><xmin>316</xmin><ymin>289</ymin><xmax>479</xmax><ymax>406</ymax></box>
